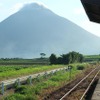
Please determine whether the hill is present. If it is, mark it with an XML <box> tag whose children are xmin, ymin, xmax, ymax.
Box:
<box><xmin>0</xmin><ymin>2</ymin><xmax>100</xmax><ymax>58</ymax></box>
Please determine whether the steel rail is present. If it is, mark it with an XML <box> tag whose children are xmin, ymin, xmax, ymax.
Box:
<box><xmin>80</xmin><ymin>69</ymin><xmax>100</xmax><ymax>100</ymax></box>
<box><xmin>59</xmin><ymin>66</ymin><xmax>99</xmax><ymax>100</ymax></box>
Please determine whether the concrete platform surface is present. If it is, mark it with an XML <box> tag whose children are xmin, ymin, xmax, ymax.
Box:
<box><xmin>92</xmin><ymin>79</ymin><xmax>100</xmax><ymax>100</ymax></box>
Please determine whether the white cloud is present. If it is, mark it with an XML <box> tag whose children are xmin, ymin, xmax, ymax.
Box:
<box><xmin>25</xmin><ymin>1</ymin><xmax>48</xmax><ymax>8</ymax></box>
<box><xmin>10</xmin><ymin>3</ymin><xmax>23</xmax><ymax>13</ymax></box>
<box><xmin>80</xmin><ymin>20</ymin><xmax>100</xmax><ymax>37</ymax></box>
<box><xmin>10</xmin><ymin>1</ymin><xmax>48</xmax><ymax>13</ymax></box>
<box><xmin>0</xmin><ymin>3</ymin><xmax>3</xmax><ymax>7</ymax></box>
<box><xmin>0</xmin><ymin>3</ymin><xmax>4</xmax><ymax>10</ymax></box>
<box><xmin>73</xmin><ymin>8</ymin><xmax>85</xmax><ymax>15</ymax></box>
<box><xmin>70</xmin><ymin>7</ymin><xmax>100</xmax><ymax>37</ymax></box>
<box><xmin>29</xmin><ymin>1</ymin><xmax>48</xmax><ymax>7</ymax></box>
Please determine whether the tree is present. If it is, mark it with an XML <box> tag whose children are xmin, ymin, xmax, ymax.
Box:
<box><xmin>79</xmin><ymin>54</ymin><xmax>84</xmax><ymax>63</ymax></box>
<box><xmin>61</xmin><ymin>53</ymin><xmax>72</xmax><ymax>64</ymax></box>
<box><xmin>40</xmin><ymin>53</ymin><xmax>46</xmax><ymax>58</ymax></box>
<box><xmin>49</xmin><ymin>54</ymin><xmax>57</xmax><ymax>64</ymax></box>
<box><xmin>49</xmin><ymin>51</ymin><xmax>84</xmax><ymax>65</ymax></box>
<box><xmin>57</xmin><ymin>57</ymin><xmax>63</xmax><ymax>64</ymax></box>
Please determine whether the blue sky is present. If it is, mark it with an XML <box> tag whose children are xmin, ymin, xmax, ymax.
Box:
<box><xmin>0</xmin><ymin>0</ymin><xmax>100</xmax><ymax>37</ymax></box>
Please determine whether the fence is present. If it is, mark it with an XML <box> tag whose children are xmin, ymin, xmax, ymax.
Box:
<box><xmin>0</xmin><ymin>67</ymin><xmax>68</xmax><ymax>95</ymax></box>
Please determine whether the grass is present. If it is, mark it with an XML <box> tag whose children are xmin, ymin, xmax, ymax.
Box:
<box><xmin>0</xmin><ymin>65</ymin><xmax>65</xmax><ymax>81</ymax></box>
<box><xmin>3</xmin><ymin>63</ymin><xmax>90</xmax><ymax>100</ymax></box>
<box><xmin>0</xmin><ymin>58</ymin><xmax>49</xmax><ymax>65</ymax></box>
<box><xmin>84</xmin><ymin>55</ymin><xmax>100</xmax><ymax>62</ymax></box>
<box><xmin>84</xmin><ymin>55</ymin><xmax>100</xmax><ymax>59</ymax></box>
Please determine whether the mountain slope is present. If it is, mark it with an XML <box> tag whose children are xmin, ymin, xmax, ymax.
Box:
<box><xmin>0</xmin><ymin>3</ymin><xmax>100</xmax><ymax>58</ymax></box>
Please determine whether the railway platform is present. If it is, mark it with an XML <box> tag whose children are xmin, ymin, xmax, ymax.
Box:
<box><xmin>92</xmin><ymin>79</ymin><xmax>100</xmax><ymax>100</ymax></box>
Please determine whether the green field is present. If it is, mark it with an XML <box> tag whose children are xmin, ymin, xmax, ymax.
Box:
<box><xmin>0</xmin><ymin>58</ymin><xmax>49</xmax><ymax>65</ymax></box>
<box><xmin>2</xmin><ymin>63</ymin><xmax>91</xmax><ymax>100</ymax></box>
<box><xmin>84</xmin><ymin>55</ymin><xmax>100</xmax><ymax>62</ymax></box>
<box><xmin>0</xmin><ymin>65</ymin><xmax>65</xmax><ymax>81</ymax></box>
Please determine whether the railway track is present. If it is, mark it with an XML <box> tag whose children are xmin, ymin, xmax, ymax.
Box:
<box><xmin>44</xmin><ymin>66</ymin><xmax>100</xmax><ymax>100</ymax></box>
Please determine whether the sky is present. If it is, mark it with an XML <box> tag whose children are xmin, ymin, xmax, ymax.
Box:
<box><xmin>0</xmin><ymin>0</ymin><xmax>100</xmax><ymax>37</ymax></box>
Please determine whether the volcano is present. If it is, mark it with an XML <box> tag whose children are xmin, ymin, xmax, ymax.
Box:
<box><xmin>0</xmin><ymin>2</ymin><xmax>100</xmax><ymax>58</ymax></box>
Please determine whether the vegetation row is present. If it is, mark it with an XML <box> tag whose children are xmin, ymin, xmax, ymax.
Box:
<box><xmin>49</xmin><ymin>51</ymin><xmax>84</xmax><ymax>64</ymax></box>
<box><xmin>0</xmin><ymin>65</ymin><xmax>64</xmax><ymax>81</ymax></box>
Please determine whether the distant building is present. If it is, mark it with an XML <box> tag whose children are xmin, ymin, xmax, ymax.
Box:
<box><xmin>81</xmin><ymin>0</ymin><xmax>100</xmax><ymax>23</ymax></box>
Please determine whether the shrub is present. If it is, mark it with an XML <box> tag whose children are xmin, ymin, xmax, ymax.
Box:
<box><xmin>4</xmin><ymin>93</ymin><xmax>25</xmax><ymax>100</ymax></box>
<box><xmin>24</xmin><ymin>95</ymin><xmax>37</xmax><ymax>100</ymax></box>
<box><xmin>15</xmin><ymin>86</ymin><xmax>30</xmax><ymax>95</ymax></box>
<box><xmin>4</xmin><ymin>93</ymin><xmax>37</xmax><ymax>100</ymax></box>
<box><xmin>77</xmin><ymin>65</ymin><xmax>84</xmax><ymax>70</ymax></box>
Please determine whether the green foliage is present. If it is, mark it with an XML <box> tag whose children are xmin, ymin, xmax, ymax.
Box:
<box><xmin>40</xmin><ymin>53</ymin><xmax>46</xmax><ymax>58</ymax></box>
<box><xmin>4</xmin><ymin>93</ymin><xmax>25</xmax><ymax>100</ymax></box>
<box><xmin>0</xmin><ymin>58</ymin><xmax>49</xmax><ymax>65</ymax></box>
<box><xmin>57</xmin><ymin>57</ymin><xmax>63</xmax><ymax>64</ymax></box>
<box><xmin>4</xmin><ymin>93</ymin><xmax>36</xmax><ymax>100</ymax></box>
<box><xmin>77</xmin><ymin>65</ymin><xmax>85</xmax><ymax>70</ymax></box>
<box><xmin>24</xmin><ymin>95</ymin><xmax>36</xmax><ymax>100</ymax></box>
<box><xmin>0</xmin><ymin>66</ymin><xmax>25</xmax><ymax>73</ymax></box>
<box><xmin>15</xmin><ymin>86</ymin><xmax>31</xmax><ymax>95</ymax></box>
<box><xmin>49</xmin><ymin>54</ymin><xmax>57</xmax><ymax>64</ymax></box>
<box><xmin>49</xmin><ymin>51</ymin><xmax>84</xmax><ymax>64</ymax></box>
<box><xmin>84</xmin><ymin>55</ymin><xmax>100</xmax><ymax>62</ymax></box>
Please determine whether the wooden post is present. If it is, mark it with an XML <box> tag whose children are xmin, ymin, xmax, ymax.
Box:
<box><xmin>50</xmin><ymin>71</ymin><xmax>54</xmax><ymax>76</ymax></box>
<box><xmin>36</xmin><ymin>74</ymin><xmax>40</xmax><ymax>82</ymax></box>
<box><xmin>17</xmin><ymin>79</ymin><xmax>20</xmax><ymax>87</ymax></box>
<box><xmin>44</xmin><ymin>72</ymin><xmax>47</xmax><ymax>79</ymax></box>
<box><xmin>29</xmin><ymin>76</ymin><xmax>32</xmax><ymax>85</ymax></box>
<box><xmin>65</xmin><ymin>68</ymin><xmax>68</xmax><ymax>71</ymax></box>
<box><xmin>55</xmin><ymin>70</ymin><xmax>57</xmax><ymax>74</ymax></box>
<box><xmin>63</xmin><ymin>68</ymin><xmax>65</xmax><ymax>73</ymax></box>
<box><xmin>1</xmin><ymin>82</ymin><xmax>4</xmax><ymax>95</ymax></box>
